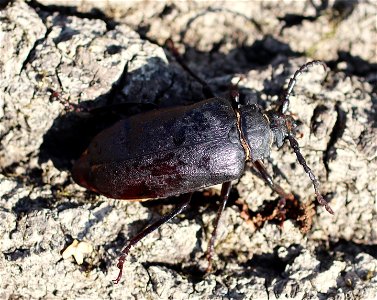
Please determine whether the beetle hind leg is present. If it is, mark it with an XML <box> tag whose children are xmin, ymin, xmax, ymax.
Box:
<box><xmin>113</xmin><ymin>192</ymin><xmax>193</xmax><ymax>284</ymax></box>
<box><xmin>206</xmin><ymin>181</ymin><xmax>232</xmax><ymax>273</ymax></box>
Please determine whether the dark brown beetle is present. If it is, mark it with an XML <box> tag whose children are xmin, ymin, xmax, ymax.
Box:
<box><xmin>72</xmin><ymin>57</ymin><xmax>333</xmax><ymax>284</ymax></box>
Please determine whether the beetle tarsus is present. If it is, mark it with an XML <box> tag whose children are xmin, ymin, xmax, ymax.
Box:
<box><xmin>112</xmin><ymin>254</ymin><xmax>127</xmax><ymax>284</ymax></box>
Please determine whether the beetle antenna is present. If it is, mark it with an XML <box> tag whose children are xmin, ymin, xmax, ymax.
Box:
<box><xmin>165</xmin><ymin>39</ymin><xmax>215</xmax><ymax>99</ymax></box>
<box><xmin>287</xmin><ymin>134</ymin><xmax>334</xmax><ymax>214</ymax></box>
<box><xmin>279</xmin><ymin>60</ymin><xmax>327</xmax><ymax>114</ymax></box>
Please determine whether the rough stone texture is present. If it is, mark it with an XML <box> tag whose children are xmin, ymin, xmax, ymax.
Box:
<box><xmin>1</xmin><ymin>0</ymin><xmax>376</xmax><ymax>299</ymax></box>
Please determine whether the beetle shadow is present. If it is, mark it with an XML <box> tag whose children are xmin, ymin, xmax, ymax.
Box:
<box><xmin>245</xmin><ymin>243</ymin><xmax>302</xmax><ymax>276</ymax></box>
<box><xmin>39</xmin><ymin>56</ymin><xmax>182</xmax><ymax>171</ymax></box>
<box><xmin>39</xmin><ymin>32</ymin><xmax>304</xmax><ymax>174</ymax></box>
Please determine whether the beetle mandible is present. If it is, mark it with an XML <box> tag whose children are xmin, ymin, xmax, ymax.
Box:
<box><xmin>72</xmin><ymin>54</ymin><xmax>333</xmax><ymax>283</ymax></box>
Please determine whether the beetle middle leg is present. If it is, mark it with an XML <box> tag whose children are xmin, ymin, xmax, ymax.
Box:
<box><xmin>205</xmin><ymin>181</ymin><xmax>232</xmax><ymax>273</ymax></box>
<box><xmin>113</xmin><ymin>192</ymin><xmax>193</xmax><ymax>284</ymax></box>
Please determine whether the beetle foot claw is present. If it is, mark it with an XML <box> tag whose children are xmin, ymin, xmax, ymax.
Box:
<box><xmin>112</xmin><ymin>255</ymin><xmax>126</xmax><ymax>284</ymax></box>
<box><xmin>112</xmin><ymin>268</ymin><xmax>123</xmax><ymax>284</ymax></box>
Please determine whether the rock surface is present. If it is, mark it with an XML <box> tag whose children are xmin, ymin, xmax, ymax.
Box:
<box><xmin>0</xmin><ymin>0</ymin><xmax>376</xmax><ymax>299</ymax></box>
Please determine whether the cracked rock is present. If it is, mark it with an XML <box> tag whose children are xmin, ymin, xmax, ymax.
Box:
<box><xmin>1</xmin><ymin>0</ymin><xmax>376</xmax><ymax>299</ymax></box>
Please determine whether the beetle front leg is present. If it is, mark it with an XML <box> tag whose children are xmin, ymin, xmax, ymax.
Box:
<box><xmin>113</xmin><ymin>192</ymin><xmax>193</xmax><ymax>284</ymax></box>
<box><xmin>253</xmin><ymin>160</ymin><xmax>295</xmax><ymax>221</ymax></box>
<box><xmin>206</xmin><ymin>181</ymin><xmax>232</xmax><ymax>273</ymax></box>
<box><xmin>253</xmin><ymin>160</ymin><xmax>294</xmax><ymax>202</ymax></box>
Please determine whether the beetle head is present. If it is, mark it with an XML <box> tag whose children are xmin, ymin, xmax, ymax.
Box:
<box><xmin>265</xmin><ymin>111</ymin><xmax>298</xmax><ymax>148</ymax></box>
<box><xmin>265</xmin><ymin>60</ymin><xmax>333</xmax><ymax>214</ymax></box>
<box><xmin>268</xmin><ymin>60</ymin><xmax>327</xmax><ymax>149</ymax></box>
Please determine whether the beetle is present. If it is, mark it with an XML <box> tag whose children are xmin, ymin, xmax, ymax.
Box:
<box><xmin>72</xmin><ymin>57</ymin><xmax>333</xmax><ymax>284</ymax></box>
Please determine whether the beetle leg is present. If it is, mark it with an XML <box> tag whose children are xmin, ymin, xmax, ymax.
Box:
<box><xmin>252</xmin><ymin>160</ymin><xmax>295</xmax><ymax>223</ymax></box>
<box><xmin>206</xmin><ymin>181</ymin><xmax>232</xmax><ymax>273</ymax></box>
<box><xmin>165</xmin><ymin>39</ymin><xmax>215</xmax><ymax>99</ymax></box>
<box><xmin>113</xmin><ymin>192</ymin><xmax>193</xmax><ymax>284</ymax></box>
<box><xmin>253</xmin><ymin>160</ymin><xmax>294</xmax><ymax>201</ymax></box>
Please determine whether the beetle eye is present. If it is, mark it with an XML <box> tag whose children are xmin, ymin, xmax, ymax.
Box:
<box><xmin>289</xmin><ymin>119</ymin><xmax>305</xmax><ymax>139</ymax></box>
<box><xmin>290</xmin><ymin>120</ymin><xmax>298</xmax><ymax>132</ymax></box>
<box><xmin>274</xmin><ymin>130</ymin><xmax>285</xmax><ymax>148</ymax></box>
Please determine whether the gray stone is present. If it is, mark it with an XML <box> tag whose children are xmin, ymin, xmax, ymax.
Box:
<box><xmin>1</xmin><ymin>0</ymin><xmax>376</xmax><ymax>299</ymax></box>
